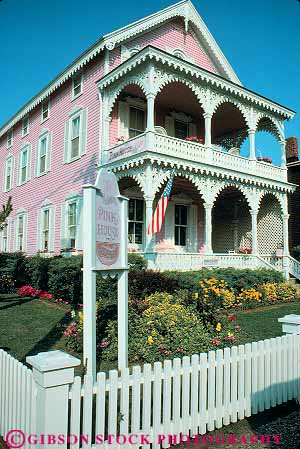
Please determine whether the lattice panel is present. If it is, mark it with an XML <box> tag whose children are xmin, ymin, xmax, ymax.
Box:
<box><xmin>258</xmin><ymin>195</ymin><xmax>283</xmax><ymax>254</ymax></box>
<box><xmin>238</xmin><ymin>210</ymin><xmax>252</xmax><ymax>249</ymax></box>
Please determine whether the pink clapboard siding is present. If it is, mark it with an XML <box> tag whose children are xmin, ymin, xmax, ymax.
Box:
<box><xmin>0</xmin><ymin>56</ymin><xmax>104</xmax><ymax>255</ymax></box>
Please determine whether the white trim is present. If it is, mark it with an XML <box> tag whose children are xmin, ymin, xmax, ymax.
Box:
<box><xmin>0</xmin><ymin>219</ymin><xmax>11</xmax><ymax>252</ymax></box>
<box><xmin>3</xmin><ymin>154</ymin><xmax>14</xmax><ymax>192</ymax></box>
<box><xmin>36</xmin><ymin>130</ymin><xmax>51</xmax><ymax>177</ymax></box>
<box><xmin>41</xmin><ymin>98</ymin><xmax>50</xmax><ymax>123</ymax></box>
<box><xmin>0</xmin><ymin>0</ymin><xmax>249</xmax><ymax>138</ymax></box>
<box><xmin>21</xmin><ymin>116</ymin><xmax>29</xmax><ymax>137</ymax></box>
<box><xmin>72</xmin><ymin>73</ymin><xmax>83</xmax><ymax>100</ymax></box>
<box><xmin>6</xmin><ymin>129</ymin><xmax>13</xmax><ymax>149</ymax></box>
<box><xmin>18</xmin><ymin>143</ymin><xmax>31</xmax><ymax>186</ymax></box>
<box><xmin>64</xmin><ymin>107</ymin><xmax>87</xmax><ymax>163</ymax></box>
<box><xmin>60</xmin><ymin>194</ymin><xmax>83</xmax><ymax>250</ymax></box>
<box><xmin>14</xmin><ymin>210</ymin><xmax>28</xmax><ymax>252</ymax></box>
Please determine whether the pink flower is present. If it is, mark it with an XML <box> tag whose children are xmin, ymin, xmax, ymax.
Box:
<box><xmin>99</xmin><ymin>341</ymin><xmax>109</xmax><ymax>348</ymax></box>
<box><xmin>212</xmin><ymin>338</ymin><xmax>221</xmax><ymax>346</ymax></box>
<box><xmin>176</xmin><ymin>347</ymin><xmax>185</xmax><ymax>353</ymax></box>
<box><xmin>224</xmin><ymin>336</ymin><xmax>235</xmax><ymax>342</ymax></box>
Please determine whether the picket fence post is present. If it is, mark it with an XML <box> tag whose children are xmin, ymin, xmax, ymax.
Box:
<box><xmin>26</xmin><ymin>350</ymin><xmax>81</xmax><ymax>448</ymax></box>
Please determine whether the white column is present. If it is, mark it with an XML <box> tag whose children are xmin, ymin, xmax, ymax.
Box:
<box><xmin>250</xmin><ymin>209</ymin><xmax>258</xmax><ymax>255</ymax></box>
<box><xmin>204</xmin><ymin>113</ymin><xmax>212</xmax><ymax>147</ymax></box>
<box><xmin>27</xmin><ymin>351</ymin><xmax>81</xmax><ymax>446</ymax></box>
<box><xmin>204</xmin><ymin>203</ymin><xmax>213</xmax><ymax>254</ymax></box>
<box><xmin>146</xmin><ymin>94</ymin><xmax>155</xmax><ymax>132</ymax></box>
<box><xmin>145</xmin><ymin>196</ymin><xmax>154</xmax><ymax>253</ymax></box>
<box><xmin>282</xmin><ymin>213</ymin><xmax>290</xmax><ymax>256</ymax></box>
<box><xmin>280</xmin><ymin>140</ymin><xmax>287</xmax><ymax>168</ymax></box>
<box><xmin>248</xmin><ymin>129</ymin><xmax>256</xmax><ymax>160</ymax></box>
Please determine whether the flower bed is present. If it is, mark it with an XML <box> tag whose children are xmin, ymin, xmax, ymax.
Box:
<box><xmin>17</xmin><ymin>285</ymin><xmax>70</xmax><ymax>305</ymax></box>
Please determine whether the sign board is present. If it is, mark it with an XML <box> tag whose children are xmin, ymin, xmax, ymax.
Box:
<box><xmin>203</xmin><ymin>258</ymin><xmax>219</xmax><ymax>267</ymax></box>
<box><xmin>95</xmin><ymin>169</ymin><xmax>122</xmax><ymax>269</ymax></box>
<box><xmin>106</xmin><ymin>135</ymin><xmax>145</xmax><ymax>163</ymax></box>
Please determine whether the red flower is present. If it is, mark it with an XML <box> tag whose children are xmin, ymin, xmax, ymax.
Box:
<box><xmin>228</xmin><ymin>315</ymin><xmax>236</xmax><ymax>322</ymax></box>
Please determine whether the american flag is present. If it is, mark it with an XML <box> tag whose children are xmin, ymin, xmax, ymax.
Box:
<box><xmin>147</xmin><ymin>171</ymin><xmax>175</xmax><ymax>235</ymax></box>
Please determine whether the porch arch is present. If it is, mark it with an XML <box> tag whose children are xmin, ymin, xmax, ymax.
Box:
<box><xmin>212</xmin><ymin>186</ymin><xmax>252</xmax><ymax>253</ymax></box>
<box><xmin>106</xmin><ymin>78</ymin><xmax>148</xmax><ymax>116</ymax></box>
<box><xmin>257</xmin><ymin>193</ymin><xmax>283</xmax><ymax>254</ymax></box>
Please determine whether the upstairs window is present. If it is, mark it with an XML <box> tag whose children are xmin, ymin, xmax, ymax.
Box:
<box><xmin>174</xmin><ymin>120</ymin><xmax>189</xmax><ymax>140</ymax></box>
<box><xmin>22</xmin><ymin>117</ymin><xmax>29</xmax><ymax>137</ymax></box>
<box><xmin>18</xmin><ymin>145</ymin><xmax>31</xmax><ymax>185</ymax></box>
<box><xmin>37</xmin><ymin>132</ymin><xmax>50</xmax><ymax>176</ymax></box>
<box><xmin>4</xmin><ymin>156</ymin><xmax>14</xmax><ymax>192</ymax></box>
<box><xmin>41</xmin><ymin>100</ymin><xmax>50</xmax><ymax>122</ymax></box>
<box><xmin>67</xmin><ymin>202</ymin><xmax>77</xmax><ymax>248</ymax></box>
<box><xmin>64</xmin><ymin>107</ymin><xmax>87</xmax><ymax>163</ymax></box>
<box><xmin>175</xmin><ymin>204</ymin><xmax>188</xmax><ymax>246</ymax></box>
<box><xmin>16</xmin><ymin>213</ymin><xmax>26</xmax><ymax>252</ymax></box>
<box><xmin>7</xmin><ymin>130</ymin><xmax>13</xmax><ymax>148</ymax></box>
<box><xmin>128</xmin><ymin>198</ymin><xmax>144</xmax><ymax>245</ymax></box>
<box><xmin>129</xmin><ymin>107</ymin><xmax>145</xmax><ymax>139</ymax></box>
<box><xmin>72</xmin><ymin>74</ymin><xmax>83</xmax><ymax>99</ymax></box>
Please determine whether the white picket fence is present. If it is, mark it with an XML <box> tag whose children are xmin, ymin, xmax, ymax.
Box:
<box><xmin>0</xmin><ymin>350</ymin><xmax>36</xmax><ymax>449</ymax></box>
<box><xmin>1</xmin><ymin>334</ymin><xmax>300</xmax><ymax>448</ymax></box>
<box><xmin>69</xmin><ymin>334</ymin><xmax>300</xmax><ymax>448</ymax></box>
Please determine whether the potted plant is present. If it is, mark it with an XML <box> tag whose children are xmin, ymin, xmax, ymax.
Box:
<box><xmin>257</xmin><ymin>156</ymin><xmax>263</xmax><ymax>162</ymax></box>
<box><xmin>185</xmin><ymin>136</ymin><xmax>204</xmax><ymax>144</ymax></box>
<box><xmin>238</xmin><ymin>248</ymin><xmax>252</xmax><ymax>254</ymax></box>
<box><xmin>263</xmin><ymin>157</ymin><xmax>272</xmax><ymax>164</ymax></box>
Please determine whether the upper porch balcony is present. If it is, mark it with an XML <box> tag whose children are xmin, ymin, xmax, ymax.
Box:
<box><xmin>98</xmin><ymin>46</ymin><xmax>294</xmax><ymax>185</ymax></box>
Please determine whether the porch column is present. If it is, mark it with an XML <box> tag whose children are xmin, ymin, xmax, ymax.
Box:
<box><xmin>204</xmin><ymin>113</ymin><xmax>212</xmax><ymax>147</ymax></box>
<box><xmin>204</xmin><ymin>202</ymin><xmax>213</xmax><ymax>254</ymax></box>
<box><xmin>280</xmin><ymin>140</ymin><xmax>287</xmax><ymax>168</ymax></box>
<box><xmin>282</xmin><ymin>213</ymin><xmax>290</xmax><ymax>256</ymax></box>
<box><xmin>250</xmin><ymin>209</ymin><xmax>258</xmax><ymax>255</ymax></box>
<box><xmin>145</xmin><ymin>195</ymin><xmax>154</xmax><ymax>253</ymax></box>
<box><xmin>146</xmin><ymin>93</ymin><xmax>155</xmax><ymax>132</ymax></box>
<box><xmin>248</xmin><ymin>129</ymin><xmax>256</xmax><ymax>160</ymax></box>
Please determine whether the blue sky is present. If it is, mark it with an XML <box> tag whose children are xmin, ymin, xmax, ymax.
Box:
<box><xmin>0</xmin><ymin>0</ymin><xmax>299</xmax><ymax>164</ymax></box>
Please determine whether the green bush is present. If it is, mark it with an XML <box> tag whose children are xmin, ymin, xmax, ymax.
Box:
<box><xmin>128</xmin><ymin>253</ymin><xmax>148</xmax><ymax>271</ymax></box>
<box><xmin>26</xmin><ymin>255</ymin><xmax>51</xmax><ymax>291</ymax></box>
<box><xmin>0</xmin><ymin>252</ymin><xmax>30</xmax><ymax>287</ymax></box>
<box><xmin>48</xmin><ymin>256</ymin><xmax>83</xmax><ymax>305</ymax></box>
<box><xmin>165</xmin><ymin>268</ymin><xmax>284</xmax><ymax>293</ymax></box>
<box><xmin>0</xmin><ymin>272</ymin><xmax>15</xmax><ymax>293</ymax></box>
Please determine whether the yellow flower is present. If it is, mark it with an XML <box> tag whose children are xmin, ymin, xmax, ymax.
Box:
<box><xmin>194</xmin><ymin>292</ymin><xmax>199</xmax><ymax>299</ymax></box>
<box><xmin>216</xmin><ymin>322</ymin><xmax>222</xmax><ymax>332</ymax></box>
<box><xmin>227</xmin><ymin>332</ymin><xmax>234</xmax><ymax>337</ymax></box>
<box><xmin>147</xmin><ymin>336</ymin><xmax>154</xmax><ymax>345</ymax></box>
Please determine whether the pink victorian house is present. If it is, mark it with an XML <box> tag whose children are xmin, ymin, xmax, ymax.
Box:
<box><xmin>0</xmin><ymin>1</ymin><xmax>298</xmax><ymax>278</ymax></box>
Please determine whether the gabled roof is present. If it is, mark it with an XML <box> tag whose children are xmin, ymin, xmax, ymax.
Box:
<box><xmin>1</xmin><ymin>1</ymin><xmax>241</xmax><ymax>137</ymax></box>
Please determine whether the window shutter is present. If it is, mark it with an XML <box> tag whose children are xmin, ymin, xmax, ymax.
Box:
<box><xmin>80</xmin><ymin>109</ymin><xmax>87</xmax><ymax>156</ymax></box>
<box><xmin>63</xmin><ymin>121</ymin><xmax>70</xmax><ymax>163</ymax></box>
<box><xmin>76</xmin><ymin>197</ymin><xmax>83</xmax><ymax>250</ymax></box>
<box><xmin>27</xmin><ymin>145</ymin><xmax>32</xmax><ymax>182</ymax></box>
<box><xmin>164</xmin><ymin>201</ymin><xmax>175</xmax><ymax>243</ymax></box>
<box><xmin>11</xmin><ymin>157</ymin><xmax>14</xmax><ymax>190</ymax></box>
<box><xmin>188</xmin><ymin>122</ymin><xmax>197</xmax><ymax>138</ymax></box>
<box><xmin>47</xmin><ymin>133</ymin><xmax>52</xmax><ymax>172</ymax></box>
<box><xmin>118</xmin><ymin>101</ymin><xmax>129</xmax><ymax>140</ymax></box>
<box><xmin>23</xmin><ymin>213</ymin><xmax>28</xmax><ymax>253</ymax></box>
<box><xmin>165</xmin><ymin>116</ymin><xmax>175</xmax><ymax>137</ymax></box>
<box><xmin>60</xmin><ymin>203</ymin><xmax>66</xmax><ymax>248</ymax></box>
<box><xmin>17</xmin><ymin>152</ymin><xmax>22</xmax><ymax>186</ymax></box>
<box><xmin>188</xmin><ymin>204</ymin><xmax>198</xmax><ymax>252</ymax></box>
<box><xmin>49</xmin><ymin>206</ymin><xmax>55</xmax><ymax>252</ymax></box>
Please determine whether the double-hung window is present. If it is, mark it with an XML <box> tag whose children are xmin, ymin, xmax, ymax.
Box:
<box><xmin>72</xmin><ymin>74</ymin><xmax>83</xmax><ymax>99</ymax></box>
<box><xmin>64</xmin><ymin>107</ymin><xmax>87</xmax><ymax>163</ymax></box>
<box><xmin>129</xmin><ymin>107</ymin><xmax>145</xmax><ymax>139</ymax></box>
<box><xmin>7</xmin><ymin>130</ymin><xmax>13</xmax><ymax>148</ymax></box>
<box><xmin>67</xmin><ymin>202</ymin><xmax>77</xmax><ymax>248</ymax></box>
<box><xmin>4</xmin><ymin>156</ymin><xmax>13</xmax><ymax>192</ymax></box>
<box><xmin>37</xmin><ymin>132</ymin><xmax>50</xmax><ymax>176</ymax></box>
<box><xmin>128</xmin><ymin>199</ymin><xmax>144</xmax><ymax>245</ymax></box>
<box><xmin>71</xmin><ymin>116</ymin><xmax>80</xmax><ymax>159</ymax></box>
<box><xmin>41</xmin><ymin>209</ymin><xmax>50</xmax><ymax>251</ymax></box>
<box><xmin>16</xmin><ymin>214</ymin><xmax>26</xmax><ymax>252</ymax></box>
<box><xmin>41</xmin><ymin>100</ymin><xmax>50</xmax><ymax>122</ymax></box>
<box><xmin>174</xmin><ymin>120</ymin><xmax>189</xmax><ymax>140</ymax></box>
<box><xmin>175</xmin><ymin>204</ymin><xmax>188</xmax><ymax>246</ymax></box>
<box><xmin>2</xmin><ymin>224</ymin><xmax>9</xmax><ymax>252</ymax></box>
<box><xmin>19</xmin><ymin>145</ymin><xmax>30</xmax><ymax>185</ymax></box>
<box><xmin>22</xmin><ymin>117</ymin><xmax>29</xmax><ymax>137</ymax></box>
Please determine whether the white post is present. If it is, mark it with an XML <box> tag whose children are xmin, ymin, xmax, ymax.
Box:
<box><xmin>27</xmin><ymin>351</ymin><xmax>80</xmax><ymax>447</ymax></box>
<box><xmin>250</xmin><ymin>209</ymin><xmax>258</xmax><ymax>255</ymax></box>
<box><xmin>248</xmin><ymin>129</ymin><xmax>256</xmax><ymax>160</ymax></box>
<box><xmin>282</xmin><ymin>213</ymin><xmax>290</xmax><ymax>280</ymax></box>
<box><xmin>146</xmin><ymin>94</ymin><xmax>155</xmax><ymax>132</ymax></box>
<box><xmin>280</xmin><ymin>140</ymin><xmax>287</xmax><ymax>168</ymax></box>
<box><xmin>204</xmin><ymin>203</ymin><xmax>213</xmax><ymax>255</ymax></box>
<box><xmin>83</xmin><ymin>185</ymin><xmax>97</xmax><ymax>380</ymax></box>
<box><xmin>117</xmin><ymin>196</ymin><xmax>128</xmax><ymax>370</ymax></box>
<box><xmin>204</xmin><ymin>113</ymin><xmax>212</xmax><ymax>147</ymax></box>
<box><xmin>145</xmin><ymin>195</ymin><xmax>154</xmax><ymax>253</ymax></box>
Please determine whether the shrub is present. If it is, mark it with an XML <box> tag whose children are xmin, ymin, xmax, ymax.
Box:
<box><xmin>26</xmin><ymin>255</ymin><xmax>51</xmax><ymax>291</ymax></box>
<box><xmin>48</xmin><ymin>256</ymin><xmax>83</xmax><ymax>305</ymax></box>
<box><xmin>128</xmin><ymin>253</ymin><xmax>148</xmax><ymax>271</ymax></box>
<box><xmin>276</xmin><ymin>282</ymin><xmax>300</xmax><ymax>302</ymax></box>
<box><xmin>128</xmin><ymin>270</ymin><xmax>179</xmax><ymax>303</ymax></box>
<box><xmin>0</xmin><ymin>252</ymin><xmax>30</xmax><ymax>287</ymax></box>
<box><xmin>0</xmin><ymin>272</ymin><xmax>15</xmax><ymax>293</ymax></box>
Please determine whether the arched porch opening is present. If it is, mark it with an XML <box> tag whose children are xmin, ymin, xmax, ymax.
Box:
<box><xmin>118</xmin><ymin>176</ymin><xmax>145</xmax><ymax>251</ymax></box>
<box><xmin>154</xmin><ymin>82</ymin><xmax>205</xmax><ymax>142</ymax></box>
<box><xmin>258</xmin><ymin>193</ymin><xmax>283</xmax><ymax>254</ymax></box>
<box><xmin>256</xmin><ymin>117</ymin><xmax>282</xmax><ymax>166</ymax></box>
<box><xmin>109</xmin><ymin>84</ymin><xmax>147</xmax><ymax>147</ymax></box>
<box><xmin>154</xmin><ymin>176</ymin><xmax>205</xmax><ymax>253</ymax></box>
<box><xmin>212</xmin><ymin>102</ymin><xmax>250</xmax><ymax>157</ymax></box>
<box><xmin>212</xmin><ymin>187</ymin><xmax>251</xmax><ymax>253</ymax></box>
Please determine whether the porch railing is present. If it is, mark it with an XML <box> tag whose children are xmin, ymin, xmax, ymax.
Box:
<box><xmin>103</xmin><ymin>132</ymin><xmax>287</xmax><ymax>183</ymax></box>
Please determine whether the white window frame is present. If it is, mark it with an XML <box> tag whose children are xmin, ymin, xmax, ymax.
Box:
<box><xmin>128</xmin><ymin>198</ymin><xmax>144</xmax><ymax>246</ymax></box>
<box><xmin>37</xmin><ymin>202</ymin><xmax>55</xmax><ymax>253</ymax></box>
<box><xmin>3</xmin><ymin>155</ymin><xmax>14</xmax><ymax>192</ymax></box>
<box><xmin>36</xmin><ymin>131</ymin><xmax>51</xmax><ymax>176</ymax></box>
<box><xmin>15</xmin><ymin>211</ymin><xmax>27</xmax><ymax>252</ymax></box>
<box><xmin>61</xmin><ymin>194</ymin><xmax>83</xmax><ymax>251</ymax></box>
<box><xmin>18</xmin><ymin>144</ymin><xmax>31</xmax><ymax>185</ymax></box>
<box><xmin>66</xmin><ymin>201</ymin><xmax>77</xmax><ymax>249</ymax></box>
<box><xmin>7</xmin><ymin>130</ymin><xmax>13</xmax><ymax>148</ymax></box>
<box><xmin>22</xmin><ymin>116</ymin><xmax>29</xmax><ymax>137</ymax></box>
<box><xmin>64</xmin><ymin>107</ymin><xmax>87</xmax><ymax>163</ymax></box>
<box><xmin>1</xmin><ymin>220</ymin><xmax>10</xmax><ymax>252</ymax></box>
<box><xmin>72</xmin><ymin>73</ymin><xmax>83</xmax><ymax>99</ymax></box>
<box><xmin>41</xmin><ymin>99</ymin><xmax>50</xmax><ymax>122</ymax></box>
<box><xmin>174</xmin><ymin>203</ymin><xmax>188</xmax><ymax>247</ymax></box>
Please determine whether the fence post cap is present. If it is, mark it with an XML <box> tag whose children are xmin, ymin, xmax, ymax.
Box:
<box><xmin>278</xmin><ymin>314</ymin><xmax>300</xmax><ymax>325</ymax></box>
<box><xmin>26</xmin><ymin>350</ymin><xmax>81</xmax><ymax>372</ymax></box>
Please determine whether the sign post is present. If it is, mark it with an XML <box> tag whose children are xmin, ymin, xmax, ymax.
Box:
<box><xmin>83</xmin><ymin>168</ymin><xmax>128</xmax><ymax>379</ymax></box>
